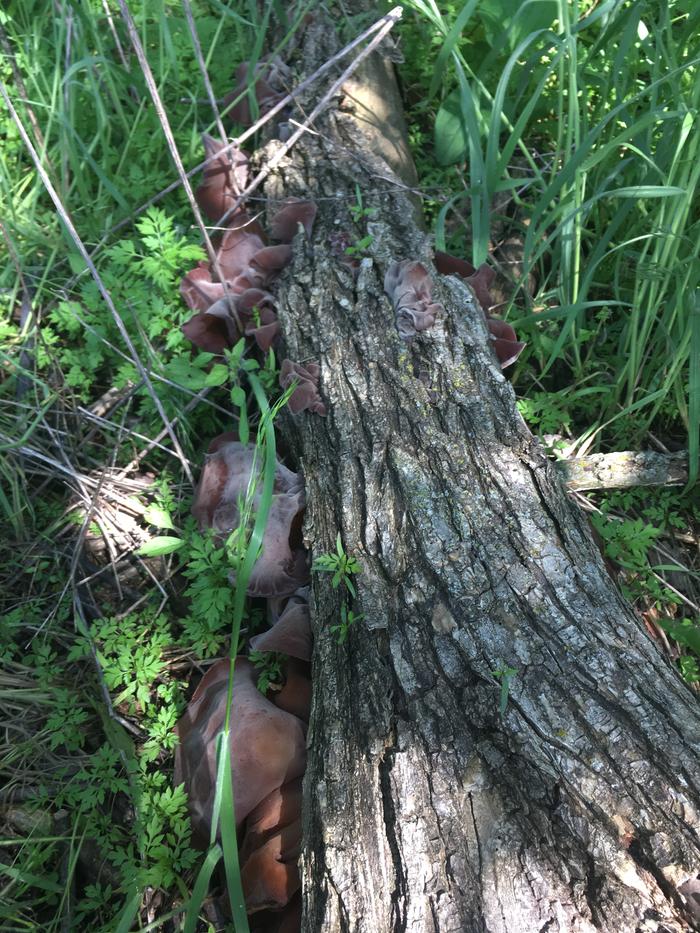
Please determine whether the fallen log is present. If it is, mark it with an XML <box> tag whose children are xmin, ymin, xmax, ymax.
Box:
<box><xmin>251</xmin><ymin>10</ymin><xmax>700</xmax><ymax>931</ymax></box>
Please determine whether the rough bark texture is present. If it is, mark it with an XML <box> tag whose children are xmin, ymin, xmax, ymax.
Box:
<box><xmin>257</xmin><ymin>14</ymin><xmax>700</xmax><ymax>932</ymax></box>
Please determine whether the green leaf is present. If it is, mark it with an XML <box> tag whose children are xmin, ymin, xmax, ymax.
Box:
<box><xmin>136</xmin><ymin>536</ymin><xmax>185</xmax><ymax>557</ymax></box>
<box><xmin>230</xmin><ymin>385</ymin><xmax>246</xmax><ymax>407</ymax></box>
<box><xmin>143</xmin><ymin>505</ymin><xmax>175</xmax><ymax>530</ymax></box>
<box><xmin>606</xmin><ymin>185</ymin><xmax>686</xmax><ymax>198</ymax></box>
<box><xmin>478</xmin><ymin>0</ymin><xmax>557</xmax><ymax>52</ymax></box>
<box><xmin>204</xmin><ymin>363</ymin><xmax>230</xmax><ymax>387</ymax></box>
<box><xmin>434</xmin><ymin>90</ymin><xmax>468</xmax><ymax>165</ymax></box>
<box><xmin>660</xmin><ymin>619</ymin><xmax>700</xmax><ymax>657</ymax></box>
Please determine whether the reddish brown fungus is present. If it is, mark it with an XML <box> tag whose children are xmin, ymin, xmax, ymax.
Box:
<box><xmin>192</xmin><ymin>439</ymin><xmax>309</xmax><ymax>598</ymax></box>
<box><xmin>271</xmin><ymin>660</ymin><xmax>312</xmax><ymax>723</ymax></box>
<box><xmin>181</xmin><ymin>310</ymin><xmax>234</xmax><ymax>355</ymax></box>
<box><xmin>434</xmin><ymin>250</ymin><xmax>526</xmax><ymax>368</ymax></box>
<box><xmin>218</xmin><ymin>224</ymin><xmax>267</xmax><ymax>282</ymax></box>
<box><xmin>434</xmin><ymin>250</ymin><xmax>496</xmax><ymax>311</ymax></box>
<box><xmin>240</xmin><ymin>778</ymin><xmax>304</xmax><ymax>865</ymax></box>
<box><xmin>384</xmin><ymin>260</ymin><xmax>443</xmax><ymax>338</ymax></box>
<box><xmin>180</xmin><ymin>262</ymin><xmax>226</xmax><ymax>312</ymax></box>
<box><xmin>485</xmin><ymin>317</ymin><xmax>526</xmax><ymax>369</ymax></box>
<box><xmin>249</xmin><ymin>244</ymin><xmax>293</xmax><ymax>282</ymax></box>
<box><xmin>250</xmin><ymin>592</ymin><xmax>312</xmax><ymax>662</ymax></box>
<box><xmin>241</xmin><ymin>822</ymin><xmax>302</xmax><ymax>912</ymax></box>
<box><xmin>223</xmin><ymin>60</ymin><xmax>289</xmax><ymax>127</ymax></box>
<box><xmin>195</xmin><ymin>134</ymin><xmax>248</xmax><ymax>222</ymax></box>
<box><xmin>279</xmin><ymin>360</ymin><xmax>326</xmax><ymax>416</ymax></box>
<box><xmin>173</xmin><ymin>658</ymin><xmax>306</xmax><ymax>839</ymax></box>
<box><xmin>270</xmin><ymin>199</ymin><xmax>317</xmax><ymax>242</ymax></box>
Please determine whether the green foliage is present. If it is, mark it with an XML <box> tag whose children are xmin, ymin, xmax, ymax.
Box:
<box><xmin>69</xmin><ymin>613</ymin><xmax>171</xmax><ymax>714</ymax></box>
<box><xmin>345</xmin><ymin>234</ymin><xmax>374</xmax><ymax>258</ymax></box>
<box><xmin>249</xmin><ymin>649</ymin><xmax>285</xmax><ymax>693</ymax></box>
<box><xmin>348</xmin><ymin>184</ymin><xmax>377</xmax><ymax>223</ymax></box>
<box><xmin>329</xmin><ymin>603</ymin><xmax>363</xmax><ymax>646</ymax></box>
<box><xmin>492</xmin><ymin>664</ymin><xmax>518</xmax><ymax>717</ymax></box>
<box><xmin>313</xmin><ymin>534</ymin><xmax>363</xmax><ymax>645</ymax></box>
<box><xmin>517</xmin><ymin>390</ymin><xmax>573</xmax><ymax>436</ymax></box>
<box><xmin>658</xmin><ymin>616</ymin><xmax>700</xmax><ymax>684</ymax></box>
<box><xmin>345</xmin><ymin>184</ymin><xmax>376</xmax><ymax>257</ymax></box>
<box><xmin>180</xmin><ymin>529</ymin><xmax>237</xmax><ymax>658</ymax></box>
<box><xmin>589</xmin><ymin>486</ymin><xmax>699</xmax><ymax>681</ymax></box>
<box><xmin>0</xmin><ymin>1</ymin><xmax>277</xmax><ymax>925</ymax></box>
<box><xmin>400</xmin><ymin>0</ymin><xmax>700</xmax><ymax>473</ymax></box>
<box><xmin>0</xmin><ymin>601</ymin><xmax>197</xmax><ymax>929</ymax></box>
<box><xmin>590</xmin><ymin>514</ymin><xmax>661</xmax><ymax>573</ymax></box>
<box><xmin>2</xmin><ymin>0</ymin><xmax>699</xmax><ymax>929</ymax></box>
<box><xmin>44</xmin><ymin>207</ymin><xmax>206</xmax><ymax>409</ymax></box>
<box><xmin>313</xmin><ymin>532</ymin><xmax>362</xmax><ymax>599</ymax></box>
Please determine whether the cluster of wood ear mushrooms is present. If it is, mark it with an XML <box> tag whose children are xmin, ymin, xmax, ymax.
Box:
<box><xmin>175</xmin><ymin>79</ymin><xmax>319</xmax><ymax>928</ymax></box>
<box><xmin>173</xmin><ymin>56</ymin><xmax>523</xmax><ymax>931</ymax></box>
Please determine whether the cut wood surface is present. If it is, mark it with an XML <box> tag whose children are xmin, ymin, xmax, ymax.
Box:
<box><xmin>256</xmin><ymin>11</ymin><xmax>700</xmax><ymax>931</ymax></box>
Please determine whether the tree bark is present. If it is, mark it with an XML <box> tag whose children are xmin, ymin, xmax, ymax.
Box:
<box><xmin>258</xmin><ymin>13</ymin><xmax>700</xmax><ymax>932</ymax></box>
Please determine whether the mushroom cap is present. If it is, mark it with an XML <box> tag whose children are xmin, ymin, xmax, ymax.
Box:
<box><xmin>241</xmin><ymin>820</ymin><xmax>302</xmax><ymax>913</ymax></box>
<box><xmin>174</xmin><ymin>658</ymin><xmax>307</xmax><ymax>839</ymax></box>
<box><xmin>270</xmin><ymin>199</ymin><xmax>317</xmax><ymax>242</ymax></box>
<box><xmin>271</xmin><ymin>660</ymin><xmax>312</xmax><ymax>723</ymax></box>
<box><xmin>192</xmin><ymin>440</ymin><xmax>309</xmax><ymax>598</ymax></box>
<box><xmin>181</xmin><ymin>262</ymin><xmax>226</xmax><ymax>312</ymax></box>
<box><xmin>240</xmin><ymin>777</ymin><xmax>303</xmax><ymax>865</ymax></box>
<box><xmin>195</xmin><ymin>134</ymin><xmax>249</xmax><ymax>222</ymax></box>
<box><xmin>384</xmin><ymin>260</ymin><xmax>443</xmax><ymax>339</ymax></box>
<box><xmin>279</xmin><ymin>360</ymin><xmax>326</xmax><ymax>416</ymax></box>
<box><xmin>249</xmin><ymin>594</ymin><xmax>312</xmax><ymax>662</ymax></box>
<box><xmin>218</xmin><ymin>224</ymin><xmax>267</xmax><ymax>282</ymax></box>
<box><xmin>239</xmin><ymin>776</ymin><xmax>304</xmax><ymax>916</ymax></box>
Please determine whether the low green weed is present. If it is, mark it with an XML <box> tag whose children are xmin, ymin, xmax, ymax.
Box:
<box><xmin>313</xmin><ymin>532</ymin><xmax>362</xmax><ymax>599</ymax></box>
<box><xmin>492</xmin><ymin>664</ymin><xmax>518</xmax><ymax>717</ymax></box>
<box><xmin>313</xmin><ymin>533</ymin><xmax>363</xmax><ymax>644</ymax></box>
<box><xmin>0</xmin><ymin>600</ymin><xmax>198</xmax><ymax>930</ymax></box>
<box><xmin>180</xmin><ymin>528</ymin><xmax>239</xmax><ymax>658</ymax></box>
<box><xmin>249</xmin><ymin>649</ymin><xmax>285</xmax><ymax>693</ymax></box>
<box><xmin>329</xmin><ymin>603</ymin><xmax>363</xmax><ymax>646</ymax></box>
<box><xmin>590</xmin><ymin>486</ymin><xmax>699</xmax><ymax>681</ymax></box>
<box><xmin>345</xmin><ymin>185</ymin><xmax>376</xmax><ymax>258</ymax></box>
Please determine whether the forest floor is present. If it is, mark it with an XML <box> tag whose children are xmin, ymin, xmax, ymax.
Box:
<box><xmin>0</xmin><ymin>1</ymin><xmax>698</xmax><ymax>930</ymax></box>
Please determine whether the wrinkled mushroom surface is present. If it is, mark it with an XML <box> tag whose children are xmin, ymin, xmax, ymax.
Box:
<box><xmin>241</xmin><ymin>824</ymin><xmax>302</xmax><ymax>913</ymax></box>
<box><xmin>249</xmin><ymin>593</ymin><xmax>312</xmax><ymax>662</ymax></box>
<box><xmin>195</xmin><ymin>134</ymin><xmax>248</xmax><ymax>222</ymax></box>
<box><xmin>174</xmin><ymin>658</ymin><xmax>306</xmax><ymax>839</ymax></box>
<box><xmin>181</xmin><ymin>145</ymin><xmax>317</xmax><ymax>359</ymax></box>
<box><xmin>192</xmin><ymin>438</ymin><xmax>309</xmax><ymax>598</ymax></box>
<box><xmin>270</xmin><ymin>199</ymin><xmax>317</xmax><ymax>242</ymax></box>
<box><xmin>279</xmin><ymin>360</ymin><xmax>326</xmax><ymax>416</ymax></box>
<box><xmin>270</xmin><ymin>660</ymin><xmax>312</xmax><ymax>723</ymax></box>
<box><xmin>384</xmin><ymin>260</ymin><xmax>443</xmax><ymax>338</ymax></box>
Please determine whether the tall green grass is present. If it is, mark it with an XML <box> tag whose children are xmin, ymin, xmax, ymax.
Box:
<box><xmin>401</xmin><ymin>0</ymin><xmax>700</xmax><ymax>483</ymax></box>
